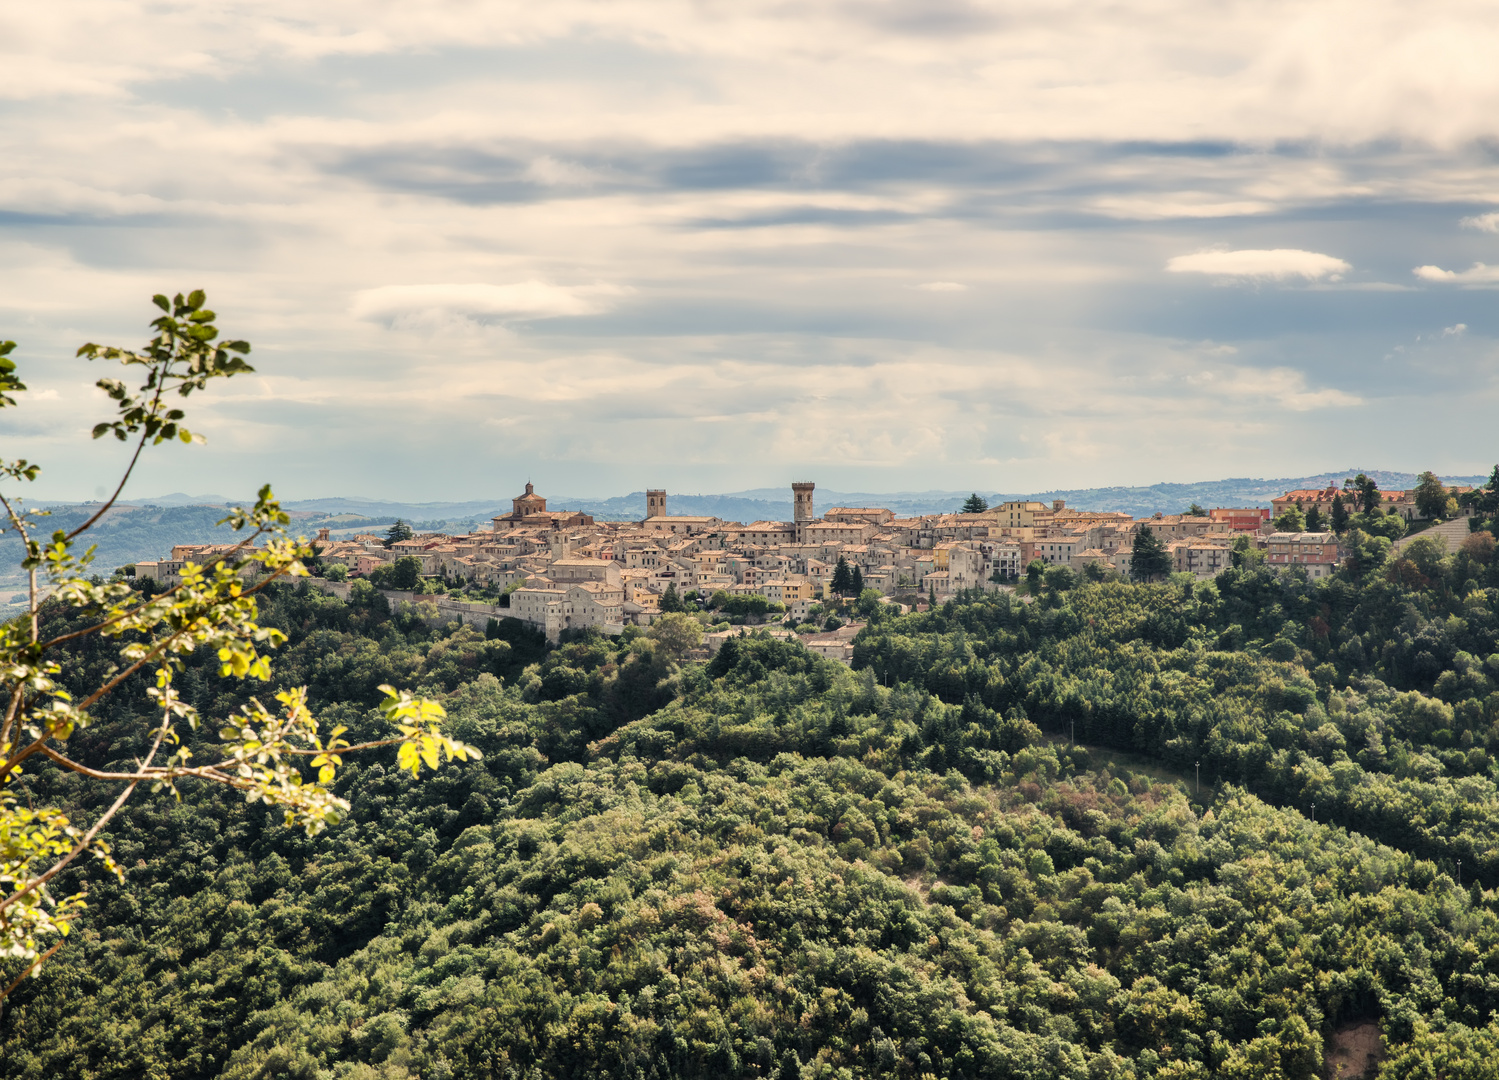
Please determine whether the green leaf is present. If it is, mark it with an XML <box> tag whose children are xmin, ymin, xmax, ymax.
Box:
<box><xmin>152</xmin><ymin>294</ymin><xmax>170</xmax><ymax>312</ymax></box>
<box><xmin>187</xmin><ymin>289</ymin><xmax>205</xmax><ymax>310</ymax></box>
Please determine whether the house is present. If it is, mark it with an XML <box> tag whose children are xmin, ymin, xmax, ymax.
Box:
<box><xmin>824</xmin><ymin>507</ymin><xmax>895</xmax><ymax>525</ymax></box>
<box><xmin>1265</xmin><ymin>532</ymin><xmax>1340</xmax><ymax>579</ymax></box>
<box><xmin>1210</xmin><ymin>508</ymin><xmax>1271</xmax><ymax>532</ymax></box>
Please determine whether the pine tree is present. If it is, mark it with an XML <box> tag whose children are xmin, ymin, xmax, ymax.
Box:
<box><xmin>385</xmin><ymin>519</ymin><xmax>413</xmax><ymax>547</ymax></box>
<box><xmin>1351</xmin><ymin>473</ymin><xmax>1380</xmax><ymax>514</ymax></box>
<box><xmin>850</xmin><ymin>565</ymin><xmax>864</xmax><ymax>594</ymax></box>
<box><xmin>1304</xmin><ymin>505</ymin><xmax>1324</xmax><ymax>532</ymax></box>
<box><xmin>659</xmin><ymin>582</ymin><xmax>683</xmax><ymax>612</ymax></box>
<box><xmin>831</xmin><ymin>555</ymin><xmax>853</xmax><ymax>595</ymax></box>
<box><xmin>961</xmin><ymin>493</ymin><xmax>988</xmax><ymax>514</ymax></box>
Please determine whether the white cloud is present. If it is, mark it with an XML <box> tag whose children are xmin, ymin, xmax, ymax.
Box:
<box><xmin>1460</xmin><ymin>212</ymin><xmax>1499</xmax><ymax>232</ymax></box>
<box><xmin>1165</xmin><ymin>249</ymin><xmax>1351</xmax><ymax>280</ymax></box>
<box><xmin>1089</xmin><ymin>196</ymin><xmax>1275</xmax><ymax>220</ymax></box>
<box><xmin>1443</xmin><ymin>323</ymin><xmax>1467</xmax><ymax>336</ymax></box>
<box><xmin>1183</xmin><ymin>364</ymin><xmax>1362</xmax><ymax>411</ymax></box>
<box><xmin>349</xmin><ymin>281</ymin><xmax>630</xmax><ymax>325</ymax></box>
<box><xmin>1413</xmin><ymin>263</ymin><xmax>1499</xmax><ymax>284</ymax></box>
<box><xmin>523</xmin><ymin>156</ymin><xmax>608</xmax><ymax>188</ymax></box>
<box><xmin>916</xmin><ymin>282</ymin><xmax>967</xmax><ymax>291</ymax></box>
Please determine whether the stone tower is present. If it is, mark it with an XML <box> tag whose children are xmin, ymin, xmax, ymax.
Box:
<box><xmin>646</xmin><ymin>489</ymin><xmax>666</xmax><ymax>519</ymax></box>
<box><xmin>792</xmin><ymin>481</ymin><xmax>816</xmax><ymax>524</ymax></box>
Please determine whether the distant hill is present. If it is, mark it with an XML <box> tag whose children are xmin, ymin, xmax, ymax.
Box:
<box><xmin>561</xmin><ymin>469</ymin><xmax>1488</xmax><ymax>523</ymax></box>
<box><xmin>0</xmin><ymin>504</ymin><xmax>249</xmax><ymax>594</ymax></box>
<box><xmin>1000</xmin><ymin>469</ymin><xmax>1489</xmax><ymax>520</ymax></box>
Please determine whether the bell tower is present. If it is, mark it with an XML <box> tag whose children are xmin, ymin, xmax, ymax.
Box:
<box><xmin>646</xmin><ymin>489</ymin><xmax>666</xmax><ymax>519</ymax></box>
<box><xmin>792</xmin><ymin>481</ymin><xmax>815</xmax><ymax>524</ymax></box>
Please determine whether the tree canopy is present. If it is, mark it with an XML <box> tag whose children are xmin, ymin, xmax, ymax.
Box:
<box><xmin>1415</xmin><ymin>470</ymin><xmax>1451</xmax><ymax>519</ymax></box>
<box><xmin>960</xmin><ymin>493</ymin><xmax>989</xmax><ymax>514</ymax></box>
<box><xmin>1275</xmin><ymin>505</ymin><xmax>1307</xmax><ymax>532</ymax></box>
<box><xmin>369</xmin><ymin>555</ymin><xmax>424</xmax><ymax>591</ymax></box>
<box><xmin>4</xmin><ymin>531</ymin><xmax>1499</xmax><ymax>1076</ymax></box>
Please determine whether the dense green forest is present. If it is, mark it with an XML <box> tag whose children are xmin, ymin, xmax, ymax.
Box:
<box><xmin>2</xmin><ymin>524</ymin><xmax>1498</xmax><ymax>1078</ymax></box>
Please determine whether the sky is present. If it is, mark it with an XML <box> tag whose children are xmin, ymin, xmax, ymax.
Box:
<box><xmin>2</xmin><ymin>1</ymin><xmax>1498</xmax><ymax>504</ymax></box>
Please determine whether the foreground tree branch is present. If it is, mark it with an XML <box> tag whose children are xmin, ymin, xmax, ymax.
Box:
<box><xmin>0</xmin><ymin>292</ymin><xmax>480</xmax><ymax>1002</ymax></box>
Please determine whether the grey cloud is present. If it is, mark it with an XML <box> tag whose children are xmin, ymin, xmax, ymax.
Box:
<box><xmin>319</xmin><ymin>136</ymin><xmax>1499</xmax><ymax>229</ymax></box>
<box><xmin>843</xmin><ymin>0</ymin><xmax>1006</xmax><ymax>37</ymax></box>
<box><xmin>321</xmin><ymin>139</ymin><xmax>1138</xmax><ymax>206</ymax></box>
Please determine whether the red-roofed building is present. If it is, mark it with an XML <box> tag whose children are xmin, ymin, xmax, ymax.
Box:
<box><xmin>1210</xmin><ymin>508</ymin><xmax>1271</xmax><ymax>532</ymax></box>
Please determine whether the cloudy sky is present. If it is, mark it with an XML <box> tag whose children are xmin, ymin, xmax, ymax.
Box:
<box><xmin>3</xmin><ymin>1</ymin><xmax>1498</xmax><ymax>503</ymax></box>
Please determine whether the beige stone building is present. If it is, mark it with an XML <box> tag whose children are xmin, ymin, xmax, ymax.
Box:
<box><xmin>146</xmin><ymin>475</ymin><xmax>1354</xmax><ymax>653</ymax></box>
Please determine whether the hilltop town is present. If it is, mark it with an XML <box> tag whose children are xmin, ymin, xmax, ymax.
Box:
<box><xmin>132</xmin><ymin>472</ymin><xmax>1484</xmax><ymax>652</ymax></box>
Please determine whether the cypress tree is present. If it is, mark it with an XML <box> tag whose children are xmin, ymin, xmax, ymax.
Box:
<box><xmin>831</xmin><ymin>555</ymin><xmax>853</xmax><ymax>595</ymax></box>
<box><xmin>1129</xmin><ymin>525</ymin><xmax>1172</xmax><ymax>581</ymax></box>
<box><xmin>1330</xmin><ymin>492</ymin><xmax>1349</xmax><ymax>533</ymax></box>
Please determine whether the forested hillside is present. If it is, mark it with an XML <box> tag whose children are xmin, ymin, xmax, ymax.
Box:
<box><xmin>2</xmin><ymin>525</ymin><xmax>1497</xmax><ymax>1078</ymax></box>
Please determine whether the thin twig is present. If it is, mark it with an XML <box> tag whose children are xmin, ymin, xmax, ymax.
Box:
<box><xmin>62</xmin><ymin>361</ymin><xmax>168</xmax><ymax>543</ymax></box>
<box><xmin>0</xmin><ymin>702</ymin><xmax>175</xmax><ymax>918</ymax></box>
<box><xmin>0</xmin><ymin>940</ymin><xmax>63</xmax><ymax>1004</ymax></box>
<box><xmin>0</xmin><ymin>772</ymin><xmax>139</xmax><ymax>917</ymax></box>
<box><xmin>0</xmin><ymin>494</ymin><xmax>34</xmax><ymax>749</ymax></box>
